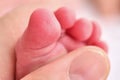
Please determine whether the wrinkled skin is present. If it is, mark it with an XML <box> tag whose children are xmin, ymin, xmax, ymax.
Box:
<box><xmin>0</xmin><ymin>1</ymin><xmax>110</xmax><ymax>80</ymax></box>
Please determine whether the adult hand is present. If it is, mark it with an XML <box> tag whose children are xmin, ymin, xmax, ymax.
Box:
<box><xmin>21</xmin><ymin>47</ymin><xmax>110</xmax><ymax>80</ymax></box>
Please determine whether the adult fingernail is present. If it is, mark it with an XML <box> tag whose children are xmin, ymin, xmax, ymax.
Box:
<box><xmin>69</xmin><ymin>47</ymin><xmax>110</xmax><ymax>80</ymax></box>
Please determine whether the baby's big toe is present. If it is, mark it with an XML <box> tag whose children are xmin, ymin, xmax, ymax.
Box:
<box><xmin>22</xmin><ymin>9</ymin><xmax>61</xmax><ymax>49</ymax></box>
<box><xmin>16</xmin><ymin>9</ymin><xmax>66</xmax><ymax>79</ymax></box>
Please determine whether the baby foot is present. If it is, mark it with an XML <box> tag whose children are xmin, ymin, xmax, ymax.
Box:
<box><xmin>15</xmin><ymin>7</ymin><xmax>108</xmax><ymax>79</ymax></box>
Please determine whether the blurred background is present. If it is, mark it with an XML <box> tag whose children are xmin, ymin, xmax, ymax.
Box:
<box><xmin>0</xmin><ymin>0</ymin><xmax>120</xmax><ymax>80</ymax></box>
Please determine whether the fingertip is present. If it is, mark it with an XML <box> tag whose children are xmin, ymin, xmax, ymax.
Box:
<box><xmin>69</xmin><ymin>46</ymin><xmax>110</xmax><ymax>80</ymax></box>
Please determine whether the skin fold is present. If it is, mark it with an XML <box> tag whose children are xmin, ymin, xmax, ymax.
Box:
<box><xmin>16</xmin><ymin>8</ymin><xmax>109</xmax><ymax>79</ymax></box>
<box><xmin>0</xmin><ymin>1</ymin><xmax>110</xmax><ymax>80</ymax></box>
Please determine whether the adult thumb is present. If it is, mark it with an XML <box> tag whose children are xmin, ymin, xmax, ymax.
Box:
<box><xmin>21</xmin><ymin>46</ymin><xmax>110</xmax><ymax>80</ymax></box>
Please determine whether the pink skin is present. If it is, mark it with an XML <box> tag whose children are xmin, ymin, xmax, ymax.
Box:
<box><xmin>66</xmin><ymin>19</ymin><xmax>93</xmax><ymax>42</ymax></box>
<box><xmin>86</xmin><ymin>22</ymin><xmax>108</xmax><ymax>52</ymax></box>
<box><xmin>55</xmin><ymin>7</ymin><xmax>76</xmax><ymax>29</ymax></box>
<box><xmin>16</xmin><ymin>7</ymin><xmax>108</xmax><ymax>79</ymax></box>
<box><xmin>16</xmin><ymin>9</ymin><xmax>67</xmax><ymax>79</ymax></box>
<box><xmin>92</xmin><ymin>40</ymin><xmax>108</xmax><ymax>53</ymax></box>
<box><xmin>21</xmin><ymin>9</ymin><xmax>61</xmax><ymax>49</ymax></box>
<box><xmin>87</xmin><ymin>22</ymin><xmax>102</xmax><ymax>44</ymax></box>
<box><xmin>59</xmin><ymin>34</ymin><xmax>86</xmax><ymax>52</ymax></box>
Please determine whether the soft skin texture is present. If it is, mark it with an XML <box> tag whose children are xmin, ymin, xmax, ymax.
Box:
<box><xmin>0</xmin><ymin>1</ymin><xmax>110</xmax><ymax>80</ymax></box>
<box><xmin>87</xmin><ymin>21</ymin><xmax>102</xmax><ymax>44</ymax></box>
<box><xmin>55</xmin><ymin>7</ymin><xmax>76</xmax><ymax>29</ymax></box>
<box><xmin>16</xmin><ymin>8</ymin><xmax>109</xmax><ymax>80</ymax></box>
<box><xmin>0</xmin><ymin>3</ymin><xmax>79</xmax><ymax>79</ymax></box>
<box><xmin>92</xmin><ymin>40</ymin><xmax>108</xmax><ymax>53</ymax></box>
<box><xmin>21</xmin><ymin>46</ymin><xmax>110</xmax><ymax>80</ymax></box>
<box><xmin>67</xmin><ymin>19</ymin><xmax>93</xmax><ymax>42</ymax></box>
<box><xmin>16</xmin><ymin>9</ymin><xmax>67</xmax><ymax>79</ymax></box>
<box><xmin>21</xmin><ymin>9</ymin><xmax>61</xmax><ymax>49</ymax></box>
